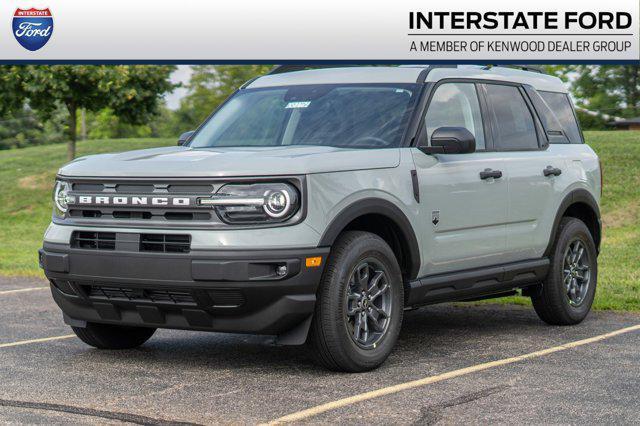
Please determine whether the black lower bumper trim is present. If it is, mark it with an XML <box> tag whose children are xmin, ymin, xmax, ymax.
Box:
<box><xmin>41</xmin><ymin>246</ymin><xmax>329</xmax><ymax>337</ymax></box>
<box><xmin>52</xmin><ymin>286</ymin><xmax>317</xmax><ymax>335</ymax></box>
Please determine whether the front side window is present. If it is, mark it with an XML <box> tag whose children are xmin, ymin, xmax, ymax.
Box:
<box><xmin>484</xmin><ymin>84</ymin><xmax>539</xmax><ymax>151</ymax></box>
<box><xmin>189</xmin><ymin>84</ymin><xmax>419</xmax><ymax>149</ymax></box>
<box><xmin>424</xmin><ymin>83</ymin><xmax>485</xmax><ymax>150</ymax></box>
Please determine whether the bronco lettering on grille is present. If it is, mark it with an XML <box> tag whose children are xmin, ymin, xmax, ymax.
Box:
<box><xmin>75</xmin><ymin>196</ymin><xmax>191</xmax><ymax>207</ymax></box>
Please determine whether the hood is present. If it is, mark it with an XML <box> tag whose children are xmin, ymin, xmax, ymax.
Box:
<box><xmin>58</xmin><ymin>145</ymin><xmax>401</xmax><ymax>178</ymax></box>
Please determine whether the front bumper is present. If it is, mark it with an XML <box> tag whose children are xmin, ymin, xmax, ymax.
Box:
<box><xmin>40</xmin><ymin>243</ymin><xmax>329</xmax><ymax>340</ymax></box>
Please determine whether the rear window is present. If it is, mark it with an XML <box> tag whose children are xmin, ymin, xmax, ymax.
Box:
<box><xmin>539</xmin><ymin>92</ymin><xmax>583</xmax><ymax>144</ymax></box>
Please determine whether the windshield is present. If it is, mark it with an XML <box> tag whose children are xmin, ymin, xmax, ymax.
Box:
<box><xmin>188</xmin><ymin>84</ymin><xmax>419</xmax><ymax>149</ymax></box>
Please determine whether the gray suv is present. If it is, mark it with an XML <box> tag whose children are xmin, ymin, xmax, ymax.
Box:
<box><xmin>40</xmin><ymin>65</ymin><xmax>602</xmax><ymax>372</ymax></box>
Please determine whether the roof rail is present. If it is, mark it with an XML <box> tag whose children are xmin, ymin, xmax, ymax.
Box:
<box><xmin>268</xmin><ymin>65</ymin><xmax>311</xmax><ymax>75</ymax></box>
<box><xmin>415</xmin><ymin>65</ymin><xmax>458</xmax><ymax>83</ymax></box>
<box><xmin>483</xmin><ymin>64</ymin><xmax>546</xmax><ymax>74</ymax></box>
<box><xmin>267</xmin><ymin>65</ymin><xmax>368</xmax><ymax>75</ymax></box>
<box><xmin>268</xmin><ymin>64</ymin><xmax>461</xmax><ymax>83</ymax></box>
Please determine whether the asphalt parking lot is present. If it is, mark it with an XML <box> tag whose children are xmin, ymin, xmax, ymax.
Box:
<box><xmin>1</xmin><ymin>275</ymin><xmax>639</xmax><ymax>425</ymax></box>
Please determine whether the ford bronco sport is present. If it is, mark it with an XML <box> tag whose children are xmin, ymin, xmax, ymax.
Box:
<box><xmin>40</xmin><ymin>65</ymin><xmax>601</xmax><ymax>372</ymax></box>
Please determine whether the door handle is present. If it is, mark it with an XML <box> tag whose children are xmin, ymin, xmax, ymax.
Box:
<box><xmin>480</xmin><ymin>168</ymin><xmax>503</xmax><ymax>180</ymax></box>
<box><xmin>543</xmin><ymin>166</ymin><xmax>562</xmax><ymax>177</ymax></box>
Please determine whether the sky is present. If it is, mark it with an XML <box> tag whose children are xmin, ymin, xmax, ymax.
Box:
<box><xmin>164</xmin><ymin>65</ymin><xmax>193</xmax><ymax>110</ymax></box>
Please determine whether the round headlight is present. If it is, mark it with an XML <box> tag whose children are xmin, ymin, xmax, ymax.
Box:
<box><xmin>211</xmin><ymin>182</ymin><xmax>300</xmax><ymax>224</ymax></box>
<box><xmin>53</xmin><ymin>181</ymin><xmax>74</xmax><ymax>214</ymax></box>
<box><xmin>264</xmin><ymin>190</ymin><xmax>291</xmax><ymax>218</ymax></box>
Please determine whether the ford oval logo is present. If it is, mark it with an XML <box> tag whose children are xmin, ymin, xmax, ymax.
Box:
<box><xmin>12</xmin><ymin>8</ymin><xmax>53</xmax><ymax>51</ymax></box>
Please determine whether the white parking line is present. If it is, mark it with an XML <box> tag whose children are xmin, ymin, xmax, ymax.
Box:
<box><xmin>0</xmin><ymin>287</ymin><xmax>48</xmax><ymax>296</ymax></box>
<box><xmin>0</xmin><ymin>335</ymin><xmax>75</xmax><ymax>349</ymax></box>
<box><xmin>265</xmin><ymin>324</ymin><xmax>640</xmax><ymax>424</ymax></box>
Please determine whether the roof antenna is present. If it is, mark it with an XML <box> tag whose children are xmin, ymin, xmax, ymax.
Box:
<box><xmin>482</xmin><ymin>64</ymin><xmax>494</xmax><ymax>70</ymax></box>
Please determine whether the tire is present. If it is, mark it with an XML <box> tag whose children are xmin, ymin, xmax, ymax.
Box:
<box><xmin>532</xmin><ymin>217</ymin><xmax>598</xmax><ymax>325</ymax></box>
<box><xmin>72</xmin><ymin>322</ymin><xmax>156</xmax><ymax>349</ymax></box>
<box><xmin>308</xmin><ymin>231</ymin><xmax>404</xmax><ymax>372</ymax></box>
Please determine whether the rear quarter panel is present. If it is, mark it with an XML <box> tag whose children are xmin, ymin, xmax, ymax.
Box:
<box><xmin>533</xmin><ymin>144</ymin><xmax>601</xmax><ymax>256</ymax></box>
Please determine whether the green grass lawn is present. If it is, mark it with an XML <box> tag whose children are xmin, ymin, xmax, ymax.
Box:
<box><xmin>0</xmin><ymin>138</ymin><xmax>173</xmax><ymax>276</ymax></box>
<box><xmin>581</xmin><ymin>132</ymin><xmax>640</xmax><ymax>310</ymax></box>
<box><xmin>0</xmin><ymin>133</ymin><xmax>638</xmax><ymax>310</ymax></box>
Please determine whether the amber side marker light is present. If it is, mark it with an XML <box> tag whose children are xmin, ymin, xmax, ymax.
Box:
<box><xmin>306</xmin><ymin>257</ymin><xmax>322</xmax><ymax>267</ymax></box>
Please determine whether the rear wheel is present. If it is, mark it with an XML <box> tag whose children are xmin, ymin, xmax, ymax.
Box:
<box><xmin>532</xmin><ymin>217</ymin><xmax>597</xmax><ymax>325</ymax></box>
<box><xmin>308</xmin><ymin>231</ymin><xmax>404</xmax><ymax>372</ymax></box>
<box><xmin>72</xmin><ymin>322</ymin><xmax>156</xmax><ymax>349</ymax></box>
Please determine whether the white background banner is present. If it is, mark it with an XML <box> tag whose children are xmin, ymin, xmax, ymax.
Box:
<box><xmin>1</xmin><ymin>0</ymin><xmax>638</xmax><ymax>61</ymax></box>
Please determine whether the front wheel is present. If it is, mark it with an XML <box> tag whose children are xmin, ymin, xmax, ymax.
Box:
<box><xmin>308</xmin><ymin>231</ymin><xmax>404</xmax><ymax>372</ymax></box>
<box><xmin>532</xmin><ymin>217</ymin><xmax>598</xmax><ymax>325</ymax></box>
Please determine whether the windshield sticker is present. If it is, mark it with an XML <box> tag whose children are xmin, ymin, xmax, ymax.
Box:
<box><xmin>285</xmin><ymin>101</ymin><xmax>311</xmax><ymax>109</ymax></box>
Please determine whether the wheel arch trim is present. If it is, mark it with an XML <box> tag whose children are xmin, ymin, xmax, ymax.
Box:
<box><xmin>545</xmin><ymin>189</ymin><xmax>601</xmax><ymax>256</ymax></box>
<box><xmin>318</xmin><ymin>198</ymin><xmax>421</xmax><ymax>280</ymax></box>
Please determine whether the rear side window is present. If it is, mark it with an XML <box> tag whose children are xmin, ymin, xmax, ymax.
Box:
<box><xmin>523</xmin><ymin>86</ymin><xmax>568</xmax><ymax>144</ymax></box>
<box><xmin>539</xmin><ymin>91</ymin><xmax>583</xmax><ymax>144</ymax></box>
<box><xmin>484</xmin><ymin>84</ymin><xmax>539</xmax><ymax>151</ymax></box>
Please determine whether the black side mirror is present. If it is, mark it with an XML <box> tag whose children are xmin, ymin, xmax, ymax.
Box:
<box><xmin>419</xmin><ymin>127</ymin><xmax>476</xmax><ymax>154</ymax></box>
<box><xmin>178</xmin><ymin>130</ymin><xmax>195</xmax><ymax>146</ymax></box>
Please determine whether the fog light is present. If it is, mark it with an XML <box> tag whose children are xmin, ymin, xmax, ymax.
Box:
<box><xmin>276</xmin><ymin>265</ymin><xmax>288</xmax><ymax>277</ymax></box>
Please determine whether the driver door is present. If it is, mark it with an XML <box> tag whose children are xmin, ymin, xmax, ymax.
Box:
<box><xmin>412</xmin><ymin>82</ymin><xmax>508</xmax><ymax>275</ymax></box>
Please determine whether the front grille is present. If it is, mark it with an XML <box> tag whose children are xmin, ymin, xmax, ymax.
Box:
<box><xmin>168</xmin><ymin>184</ymin><xmax>215</xmax><ymax>193</ymax></box>
<box><xmin>140</xmin><ymin>234</ymin><xmax>191</xmax><ymax>253</ymax></box>
<box><xmin>164</xmin><ymin>212</ymin><xmax>210</xmax><ymax>221</ymax></box>
<box><xmin>82</xmin><ymin>285</ymin><xmax>245</xmax><ymax>309</ymax></box>
<box><xmin>68</xmin><ymin>209</ymin><xmax>211</xmax><ymax>221</ymax></box>
<box><xmin>71</xmin><ymin>231</ymin><xmax>116</xmax><ymax>250</ymax></box>
<box><xmin>72</xmin><ymin>183</ymin><xmax>104</xmax><ymax>192</ymax></box>
<box><xmin>71</xmin><ymin>183</ymin><xmax>216</xmax><ymax>194</ymax></box>
<box><xmin>114</xmin><ymin>184</ymin><xmax>155</xmax><ymax>193</ymax></box>
<box><xmin>69</xmin><ymin>209</ymin><xmax>103</xmax><ymax>218</ymax></box>
<box><xmin>70</xmin><ymin>232</ymin><xmax>191</xmax><ymax>252</ymax></box>
<box><xmin>87</xmin><ymin>285</ymin><xmax>196</xmax><ymax>305</ymax></box>
<box><xmin>112</xmin><ymin>211</ymin><xmax>153</xmax><ymax>220</ymax></box>
<box><xmin>65</xmin><ymin>179</ymin><xmax>218</xmax><ymax>226</ymax></box>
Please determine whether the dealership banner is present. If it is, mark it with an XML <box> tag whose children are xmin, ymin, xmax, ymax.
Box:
<box><xmin>1</xmin><ymin>0</ymin><xmax>639</xmax><ymax>62</ymax></box>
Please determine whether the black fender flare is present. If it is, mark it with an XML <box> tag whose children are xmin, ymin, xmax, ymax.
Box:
<box><xmin>318</xmin><ymin>198</ymin><xmax>421</xmax><ymax>280</ymax></box>
<box><xmin>544</xmin><ymin>189</ymin><xmax>602</xmax><ymax>256</ymax></box>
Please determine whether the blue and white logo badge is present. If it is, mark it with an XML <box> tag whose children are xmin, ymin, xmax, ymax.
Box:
<box><xmin>13</xmin><ymin>8</ymin><xmax>53</xmax><ymax>51</ymax></box>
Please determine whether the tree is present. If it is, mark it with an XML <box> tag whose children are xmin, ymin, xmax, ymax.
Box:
<box><xmin>550</xmin><ymin>65</ymin><xmax>640</xmax><ymax>120</ymax></box>
<box><xmin>148</xmin><ymin>105</ymin><xmax>184</xmax><ymax>138</ymax></box>
<box><xmin>177</xmin><ymin>65</ymin><xmax>272</xmax><ymax>129</ymax></box>
<box><xmin>0</xmin><ymin>65</ymin><xmax>27</xmax><ymax>117</ymax></box>
<box><xmin>16</xmin><ymin>65</ymin><xmax>176</xmax><ymax>160</ymax></box>
<box><xmin>0</xmin><ymin>106</ymin><xmax>67</xmax><ymax>150</ymax></box>
<box><xmin>85</xmin><ymin>108</ymin><xmax>152</xmax><ymax>140</ymax></box>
